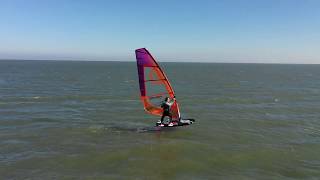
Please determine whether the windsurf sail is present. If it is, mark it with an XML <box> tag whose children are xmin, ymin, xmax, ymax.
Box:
<box><xmin>135</xmin><ymin>48</ymin><xmax>181</xmax><ymax>121</ymax></box>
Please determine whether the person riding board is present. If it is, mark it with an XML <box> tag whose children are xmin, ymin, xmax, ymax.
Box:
<box><xmin>158</xmin><ymin>96</ymin><xmax>176</xmax><ymax>126</ymax></box>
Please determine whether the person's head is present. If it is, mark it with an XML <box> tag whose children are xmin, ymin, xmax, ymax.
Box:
<box><xmin>164</xmin><ymin>97</ymin><xmax>170</xmax><ymax>102</ymax></box>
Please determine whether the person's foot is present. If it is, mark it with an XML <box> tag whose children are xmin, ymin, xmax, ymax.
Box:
<box><xmin>168</xmin><ymin>122</ymin><xmax>174</xmax><ymax>127</ymax></box>
<box><xmin>157</xmin><ymin>120</ymin><xmax>161</xmax><ymax>124</ymax></box>
<box><xmin>159</xmin><ymin>123</ymin><xmax>165</xmax><ymax>127</ymax></box>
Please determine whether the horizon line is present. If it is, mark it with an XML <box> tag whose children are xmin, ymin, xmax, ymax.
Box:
<box><xmin>0</xmin><ymin>58</ymin><xmax>319</xmax><ymax>65</ymax></box>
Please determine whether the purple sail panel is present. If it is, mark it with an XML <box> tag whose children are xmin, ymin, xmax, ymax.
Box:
<box><xmin>135</xmin><ymin>48</ymin><xmax>157</xmax><ymax>67</ymax></box>
<box><xmin>135</xmin><ymin>49</ymin><xmax>147</xmax><ymax>96</ymax></box>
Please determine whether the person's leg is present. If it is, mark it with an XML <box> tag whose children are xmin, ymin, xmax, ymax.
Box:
<box><xmin>167</xmin><ymin>113</ymin><xmax>174</xmax><ymax>126</ymax></box>
<box><xmin>160</xmin><ymin>114</ymin><xmax>165</xmax><ymax>123</ymax></box>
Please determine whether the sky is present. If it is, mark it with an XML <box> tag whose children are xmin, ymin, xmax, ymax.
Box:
<box><xmin>0</xmin><ymin>0</ymin><xmax>319</xmax><ymax>63</ymax></box>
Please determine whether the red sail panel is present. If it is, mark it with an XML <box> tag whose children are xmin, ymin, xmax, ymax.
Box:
<box><xmin>135</xmin><ymin>48</ymin><xmax>180</xmax><ymax>121</ymax></box>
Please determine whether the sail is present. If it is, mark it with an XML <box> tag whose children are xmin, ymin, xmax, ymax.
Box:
<box><xmin>135</xmin><ymin>48</ymin><xmax>180</xmax><ymax>121</ymax></box>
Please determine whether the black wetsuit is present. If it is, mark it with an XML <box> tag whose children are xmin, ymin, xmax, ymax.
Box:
<box><xmin>160</xmin><ymin>102</ymin><xmax>172</xmax><ymax>123</ymax></box>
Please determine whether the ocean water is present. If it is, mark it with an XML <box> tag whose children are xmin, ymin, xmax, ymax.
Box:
<box><xmin>0</xmin><ymin>60</ymin><xmax>320</xmax><ymax>179</ymax></box>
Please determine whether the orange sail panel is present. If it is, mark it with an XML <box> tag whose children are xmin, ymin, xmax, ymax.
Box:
<box><xmin>135</xmin><ymin>48</ymin><xmax>180</xmax><ymax>121</ymax></box>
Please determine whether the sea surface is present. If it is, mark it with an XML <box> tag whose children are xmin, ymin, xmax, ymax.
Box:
<box><xmin>0</xmin><ymin>60</ymin><xmax>320</xmax><ymax>179</ymax></box>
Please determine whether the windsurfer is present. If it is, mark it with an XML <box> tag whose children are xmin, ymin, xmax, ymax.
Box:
<box><xmin>158</xmin><ymin>96</ymin><xmax>176</xmax><ymax>126</ymax></box>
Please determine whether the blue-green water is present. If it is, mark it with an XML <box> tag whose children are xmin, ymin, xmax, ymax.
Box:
<box><xmin>1</xmin><ymin>60</ymin><xmax>320</xmax><ymax>179</ymax></box>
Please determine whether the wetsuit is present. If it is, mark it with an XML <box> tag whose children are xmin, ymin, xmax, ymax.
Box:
<box><xmin>160</xmin><ymin>99</ymin><xmax>174</xmax><ymax>123</ymax></box>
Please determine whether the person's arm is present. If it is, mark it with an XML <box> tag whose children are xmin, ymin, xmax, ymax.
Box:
<box><xmin>168</xmin><ymin>97</ymin><xmax>176</xmax><ymax>106</ymax></box>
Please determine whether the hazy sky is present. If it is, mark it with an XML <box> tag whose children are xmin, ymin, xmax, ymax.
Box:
<box><xmin>0</xmin><ymin>0</ymin><xmax>319</xmax><ymax>63</ymax></box>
